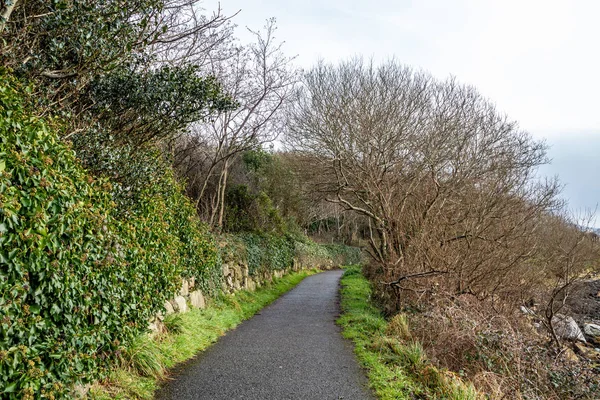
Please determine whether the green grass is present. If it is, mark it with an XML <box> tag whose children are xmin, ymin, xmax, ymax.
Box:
<box><xmin>337</xmin><ymin>266</ymin><xmax>481</xmax><ymax>400</ymax></box>
<box><xmin>89</xmin><ymin>269</ymin><xmax>317</xmax><ymax>399</ymax></box>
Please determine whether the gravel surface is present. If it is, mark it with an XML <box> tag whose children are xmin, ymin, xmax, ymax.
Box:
<box><xmin>155</xmin><ymin>270</ymin><xmax>374</xmax><ymax>400</ymax></box>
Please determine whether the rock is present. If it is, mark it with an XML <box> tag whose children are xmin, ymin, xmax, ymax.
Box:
<box><xmin>247</xmin><ymin>277</ymin><xmax>256</xmax><ymax>292</ymax></box>
<box><xmin>552</xmin><ymin>314</ymin><xmax>586</xmax><ymax>342</ymax></box>
<box><xmin>148</xmin><ymin>320</ymin><xmax>159</xmax><ymax>332</ymax></box>
<box><xmin>584</xmin><ymin>323</ymin><xmax>600</xmax><ymax>337</ymax></box>
<box><xmin>574</xmin><ymin>342</ymin><xmax>600</xmax><ymax>360</ymax></box>
<box><xmin>164</xmin><ymin>300</ymin><xmax>175</xmax><ymax>315</ymax></box>
<box><xmin>232</xmin><ymin>265</ymin><xmax>242</xmax><ymax>279</ymax></box>
<box><xmin>190</xmin><ymin>290</ymin><xmax>206</xmax><ymax>309</ymax></box>
<box><xmin>180</xmin><ymin>279</ymin><xmax>189</xmax><ymax>297</ymax></box>
<box><xmin>189</xmin><ymin>276</ymin><xmax>195</xmax><ymax>289</ymax></box>
<box><xmin>520</xmin><ymin>306</ymin><xmax>535</xmax><ymax>315</ymax></box>
<box><xmin>562</xmin><ymin>346</ymin><xmax>579</xmax><ymax>363</ymax></box>
<box><xmin>222</xmin><ymin>264</ymin><xmax>230</xmax><ymax>277</ymax></box>
<box><xmin>148</xmin><ymin>318</ymin><xmax>165</xmax><ymax>336</ymax></box>
<box><xmin>172</xmin><ymin>295</ymin><xmax>188</xmax><ymax>313</ymax></box>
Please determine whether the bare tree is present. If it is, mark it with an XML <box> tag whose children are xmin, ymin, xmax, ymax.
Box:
<box><xmin>175</xmin><ymin>18</ymin><xmax>299</xmax><ymax>229</ymax></box>
<box><xmin>286</xmin><ymin>58</ymin><xmax>562</xmax><ymax>309</ymax></box>
<box><xmin>148</xmin><ymin>2</ymin><xmax>239</xmax><ymax>69</ymax></box>
<box><xmin>534</xmin><ymin>211</ymin><xmax>599</xmax><ymax>346</ymax></box>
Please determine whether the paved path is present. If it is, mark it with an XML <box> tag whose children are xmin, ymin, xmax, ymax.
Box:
<box><xmin>155</xmin><ymin>270</ymin><xmax>374</xmax><ymax>400</ymax></box>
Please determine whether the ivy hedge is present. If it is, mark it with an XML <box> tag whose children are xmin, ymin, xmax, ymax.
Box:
<box><xmin>219</xmin><ymin>233</ymin><xmax>363</xmax><ymax>275</ymax></box>
<box><xmin>0</xmin><ymin>70</ymin><xmax>220</xmax><ymax>399</ymax></box>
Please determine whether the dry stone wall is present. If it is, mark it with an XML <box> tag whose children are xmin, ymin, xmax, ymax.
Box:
<box><xmin>149</xmin><ymin>257</ymin><xmax>335</xmax><ymax>334</ymax></box>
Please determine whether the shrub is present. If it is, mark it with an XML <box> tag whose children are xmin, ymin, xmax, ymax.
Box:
<box><xmin>239</xmin><ymin>233</ymin><xmax>295</xmax><ymax>275</ymax></box>
<box><xmin>294</xmin><ymin>240</ymin><xmax>363</xmax><ymax>269</ymax></box>
<box><xmin>408</xmin><ymin>297</ymin><xmax>600</xmax><ymax>399</ymax></box>
<box><xmin>218</xmin><ymin>233</ymin><xmax>362</xmax><ymax>276</ymax></box>
<box><xmin>0</xmin><ymin>69</ymin><xmax>220</xmax><ymax>399</ymax></box>
<box><xmin>223</xmin><ymin>185</ymin><xmax>286</xmax><ymax>234</ymax></box>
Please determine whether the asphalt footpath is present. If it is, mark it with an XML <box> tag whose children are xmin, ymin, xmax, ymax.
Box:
<box><xmin>155</xmin><ymin>269</ymin><xmax>375</xmax><ymax>400</ymax></box>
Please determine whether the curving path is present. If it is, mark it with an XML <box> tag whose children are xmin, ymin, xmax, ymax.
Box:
<box><xmin>155</xmin><ymin>270</ymin><xmax>374</xmax><ymax>400</ymax></box>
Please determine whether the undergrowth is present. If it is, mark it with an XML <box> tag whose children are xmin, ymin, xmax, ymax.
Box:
<box><xmin>338</xmin><ymin>266</ymin><xmax>481</xmax><ymax>400</ymax></box>
<box><xmin>89</xmin><ymin>269</ymin><xmax>316</xmax><ymax>399</ymax></box>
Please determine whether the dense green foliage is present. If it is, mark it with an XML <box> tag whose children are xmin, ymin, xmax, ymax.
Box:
<box><xmin>240</xmin><ymin>233</ymin><xmax>295</xmax><ymax>275</ymax></box>
<box><xmin>223</xmin><ymin>149</ymin><xmax>307</xmax><ymax>235</ymax></box>
<box><xmin>220</xmin><ymin>233</ymin><xmax>363</xmax><ymax>275</ymax></box>
<box><xmin>87</xmin><ymin>65</ymin><xmax>237</xmax><ymax>144</ymax></box>
<box><xmin>223</xmin><ymin>185</ymin><xmax>286</xmax><ymax>234</ymax></box>
<box><xmin>4</xmin><ymin>0</ymin><xmax>163</xmax><ymax>74</ymax></box>
<box><xmin>300</xmin><ymin>242</ymin><xmax>364</xmax><ymax>267</ymax></box>
<box><xmin>0</xmin><ymin>71</ymin><xmax>220</xmax><ymax>399</ymax></box>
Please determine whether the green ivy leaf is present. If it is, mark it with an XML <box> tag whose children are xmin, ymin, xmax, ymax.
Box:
<box><xmin>3</xmin><ymin>382</ymin><xmax>17</xmax><ymax>393</ymax></box>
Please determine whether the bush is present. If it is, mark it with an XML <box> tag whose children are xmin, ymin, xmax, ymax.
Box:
<box><xmin>294</xmin><ymin>240</ymin><xmax>363</xmax><ymax>269</ymax></box>
<box><xmin>238</xmin><ymin>233</ymin><xmax>295</xmax><ymax>275</ymax></box>
<box><xmin>408</xmin><ymin>297</ymin><xmax>600</xmax><ymax>399</ymax></box>
<box><xmin>0</xmin><ymin>70</ymin><xmax>220</xmax><ymax>399</ymax></box>
<box><xmin>223</xmin><ymin>185</ymin><xmax>286</xmax><ymax>234</ymax></box>
<box><xmin>218</xmin><ymin>233</ymin><xmax>362</xmax><ymax>276</ymax></box>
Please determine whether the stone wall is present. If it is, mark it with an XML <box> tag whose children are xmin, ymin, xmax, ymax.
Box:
<box><xmin>149</xmin><ymin>258</ymin><xmax>330</xmax><ymax>335</ymax></box>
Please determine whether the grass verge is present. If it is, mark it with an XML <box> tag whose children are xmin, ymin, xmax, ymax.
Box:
<box><xmin>337</xmin><ymin>266</ymin><xmax>482</xmax><ymax>400</ymax></box>
<box><xmin>89</xmin><ymin>269</ymin><xmax>317</xmax><ymax>399</ymax></box>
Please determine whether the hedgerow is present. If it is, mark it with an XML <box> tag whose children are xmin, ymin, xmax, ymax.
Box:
<box><xmin>0</xmin><ymin>70</ymin><xmax>220</xmax><ymax>399</ymax></box>
<box><xmin>294</xmin><ymin>239</ymin><xmax>363</xmax><ymax>269</ymax></box>
<box><xmin>219</xmin><ymin>232</ymin><xmax>363</xmax><ymax>275</ymax></box>
<box><xmin>221</xmin><ymin>233</ymin><xmax>295</xmax><ymax>275</ymax></box>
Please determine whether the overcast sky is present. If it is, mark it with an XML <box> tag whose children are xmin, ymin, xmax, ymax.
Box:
<box><xmin>206</xmin><ymin>0</ymin><xmax>600</xmax><ymax>222</ymax></box>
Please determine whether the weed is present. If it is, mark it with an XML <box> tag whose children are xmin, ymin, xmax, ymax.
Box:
<box><xmin>386</xmin><ymin>313</ymin><xmax>411</xmax><ymax>341</ymax></box>
<box><xmin>120</xmin><ymin>336</ymin><xmax>164</xmax><ymax>379</ymax></box>
<box><xmin>163</xmin><ymin>314</ymin><xmax>185</xmax><ymax>335</ymax></box>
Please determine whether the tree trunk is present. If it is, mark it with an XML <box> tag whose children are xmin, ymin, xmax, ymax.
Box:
<box><xmin>217</xmin><ymin>158</ymin><xmax>230</xmax><ymax>230</ymax></box>
<box><xmin>0</xmin><ymin>0</ymin><xmax>19</xmax><ymax>32</ymax></box>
